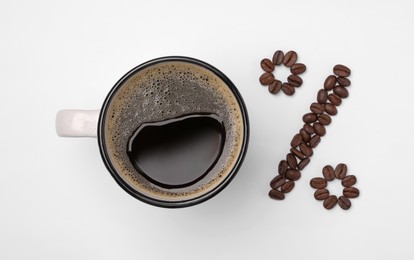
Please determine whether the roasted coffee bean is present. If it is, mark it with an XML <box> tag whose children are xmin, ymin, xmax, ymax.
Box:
<box><xmin>314</xmin><ymin>189</ymin><xmax>329</xmax><ymax>200</ymax></box>
<box><xmin>281</xmin><ymin>181</ymin><xmax>295</xmax><ymax>193</ymax></box>
<box><xmin>272</xmin><ymin>50</ymin><xmax>284</xmax><ymax>65</ymax></box>
<box><xmin>282</xmin><ymin>83</ymin><xmax>295</xmax><ymax>96</ymax></box>
<box><xmin>343</xmin><ymin>187</ymin><xmax>359</xmax><ymax>198</ymax></box>
<box><xmin>286</xmin><ymin>153</ymin><xmax>298</xmax><ymax>169</ymax></box>
<box><xmin>335</xmin><ymin>163</ymin><xmax>348</xmax><ymax>179</ymax></box>
<box><xmin>300</xmin><ymin>143</ymin><xmax>313</xmax><ymax>157</ymax></box>
<box><xmin>318</xmin><ymin>113</ymin><xmax>332</xmax><ymax>125</ymax></box>
<box><xmin>342</xmin><ymin>175</ymin><xmax>357</xmax><ymax>188</ymax></box>
<box><xmin>283</xmin><ymin>51</ymin><xmax>298</xmax><ymax>67</ymax></box>
<box><xmin>298</xmin><ymin>158</ymin><xmax>310</xmax><ymax>170</ymax></box>
<box><xmin>288</xmin><ymin>74</ymin><xmax>303</xmax><ymax>87</ymax></box>
<box><xmin>290</xmin><ymin>147</ymin><xmax>306</xmax><ymax>160</ymax></box>
<box><xmin>337</xmin><ymin>76</ymin><xmax>351</xmax><ymax>87</ymax></box>
<box><xmin>309</xmin><ymin>135</ymin><xmax>321</xmax><ymax>148</ymax></box>
<box><xmin>278</xmin><ymin>160</ymin><xmax>288</xmax><ymax>175</ymax></box>
<box><xmin>310</xmin><ymin>177</ymin><xmax>327</xmax><ymax>189</ymax></box>
<box><xmin>261</xmin><ymin>58</ymin><xmax>275</xmax><ymax>72</ymax></box>
<box><xmin>324</xmin><ymin>75</ymin><xmax>337</xmax><ymax>91</ymax></box>
<box><xmin>270</xmin><ymin>175</ymin><xmax>287</xmax><ymax>189</ymax></box>
<box><xmin>286</xmin><ymin>169</ymin><xmax>301</xmax><ymax>181</ymax></box>
<box><xmin>268</xmin><ymin>80</ymin><xmax>282</xmax><ymax>94</ymax></box>
<box><xmin>328</xmin><ymin>93</ymin><xmax>342</xmax><ymax>106</ymax></box>
<box><xmin>323</xmin><ymin>195</ymin><xmax>338</xmax><ymax>209</ymax></box>
<box><xmin>259</xmin><ymin>72</ymin><xmax>275</xmax><ymax>85</ymax></box>
<box><xmin>303</xmin><ymin>123</ymin><xmax>315</xmax><ymax>135</ymax></box>
<box><xmin>310</xmin><ymin>102</ymin><xmax>324</xmax><ymax>114</ymax></box>
<box><xmin>324</xmin><ymin>103</ymin><xmax>338</xmax><ymax>115</ymax></box>
<box><xmin>333</xmin><ymin>64</ymin><xmax>351</xmax><ymax>77</ymax></box>
<box><xmin>317</xmin><ymin>89</ymin><xmax>328</xmax><ymax>104</ymax></box>
<box><xmin>290</xmin><ymin>134</ymin><xmax>302</xmax><ymax>148</ymax></box>
<box><xmin>303</xmin><ymin>113</ymin><xmax>318</xmax><ymax>123</ymax></box>
<box><xmin>299</xmin><ymin>128</ymin><xmax>311</xmax><ymax>143</ymax></box>
<box><xmin>290</xmin><ymin>63</ymin><xmax>306</xmax><ymax>75</ymax></box>
<box><xmin>333</xmin><ymin>85</ymin><xmax>349</xmax><ymax>98</ymax></box>
<box><xmin>338</xmin><ymin>196</ymin><xmax>352</xmax><ymax>210</ymax></box>
<box><xmin>322</xmin><ymin>165</ymin><xmax>335</xmax><ymax>181</ymax></box>
<box><xmin>313</xmin><ymin>123</ymin><xmax>326</xmax><ymax>136</ymax></box>
<box><xmin>269</xmin><ymin>189</ymin><xmax>285</xmax><ymax>200</ymax></box>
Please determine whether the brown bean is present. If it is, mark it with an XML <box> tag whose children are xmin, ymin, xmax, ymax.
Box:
<box><xmin>298</xmin><ymin>158</ymin><xmax>310</xmax><ymax>170</ymax></box>
<box><xmin>290</xmin><ymin>147</ymin><xmax>306</xmax><ymax>160</ymax></box>
<box><xmin>313</xmin><ymin>123</ymin><xmax>326</xmax><ymax>136</ymax></box>
<box><xmin>286</xmin><ymin>153</ymin><xmax>298</xmax><ymax>169</ymax></box>
<box><xmin>285</xmin><ymin>169</ymin><xmax>301</xmax><ymax>181</ymax></box>
<box><xmin>323</xmin><ymin>195</ymin><xmax>338</xmax><ymax>209</ymax></box>
<box><xmin>259</xmin><ymin>72</ymin><xmax>275</xmax><ymax>85</ymax></box>
<box><xmin>283</xmin><ymin>51</ymin><xmax>298</xmax><ymax>67</ymax></box>
<box><xmin>290</xmin><ymin>63</ymin><xmax>306</xmax><ymax>75</ymax></box>
<box><xmin>318</xmin><ymin>114</ymin><xmax>332</xmax><ymax>125</ymax></box>
<box><xmin>272</xmin><ymin>50</ymin><xmax>284</xmax><ymax>65</ymax></box>
<box><xmin>324</xmin><ymin>75</ymin><xmax>337</xmax><ymax>91</ymax></box>
<box><xmin>342</xmin><ymin>175</ymin><xmax>357</xmax><ymax>188</ymax></box>
<box><xmin>314</xmin><ymin>189</ymin><xmax>329</xmax><ymax>200</ymax></box>
<box><xmin>281</xmin><ymin>181</ymin><xmax>295</xmax><ymax>193</ymax></box>
<box><xmin>270</xmin><ymin>175</ymin><xmax>287</xmax><ymax>189</ymax></box>
<box><xmin>310</xmin><ymin>177</ymin><xmax>327</xmax><ymax>189</ymax></box>
<box><xmin>310</xmin><ymin>102</ymin><xmax>325</xmax><ymax>114</ymax></box>
<box><xmin>317</xmin><ymin>89</ymin><xmax>328</xmax><ymax>104</ymax></box>
<box><xmin>303</xmin><ymin>113</ymin><xmax>318</xmax><ymax>124</ymax></box>
<box><xmin>303</xmin><ymin>123</ymin><xmax>315</xmax><ymax>135</ymax></box>
<box><xmin>290</xmin><ymin>134</ymin><xmax>302</xmax><ymax>148</ymax></box>
<box><xmin>300</xmin><ymin>143</ymin><xmax>313</xmax><ymax>157</ymax></box>
<box><xmin>322</xmin><ymin>165</ymin><xmax>335</xmax><ymax>181</ymax></box>
<box><xmin>338</xmin><ymin>196</ymin><xmax>352</xmax><ymax>210</ymax></box>
<box><xmin>328</xmin><ymin>93</ymin><xmax>342</xmax><ymax>106</ymax></box>
<box><xmin>261</xmin><ymin>58</ymin><xmax>274</xmax><ymax>72</ymax></box>
<box><xmin>299</xmin><ymin>128</ymin><xmax>310</xmax><ymax>143</ymax></box>
<box><xmin>278</xmin><ymin>160</ymin><xmax>288</xmax><ymax>175</ymax></box>
<box><xmin>287</xmin><ymin>74</ymin><xmax>303</xmax><ymax>87</ymax></box>
<box><xmin>333</xmin><ymin>85</ymin><xmax>349</xmax><ymax>98</ymax></box>
<box><xmin>309</xmin><ymin>135</ymin><xmax>321</xmax><ymax>148</ymax></box>
<box><xmin>335</xmin><ymin>163</ymin><xmax>348</xmax><ymax>179</ymax></box>
<box><xmin>269</xmin><ymin>189</ymin><xmax>285</xmax><ymax>200</ymax></box>
<box><xmin>333</xmin><ymin>64</ymin><xmax>351</xmax><ymax>77</ymax></box>
<box><xmin>343</xmin><ymin>187</ymin><xmax>359</xmax><ymax>198</ymax></box>
<box><xmin>324</xmin><ymin>103</ymin><xmax>338</xmax><ymax>115</ymax></box>
<box><xmin>337</xmin><ymin>76</ymin><xmax>351</xmax><ymax>87</ymax></box>
<box><xmin>268</xmin><ymin>80</ymin><xmax>282</xmax><ymax>94</ymax></box>
<box><xmin>282</xmin><ymin>83</ymin><xmax>295</xmax><ymax>96</ymax></box>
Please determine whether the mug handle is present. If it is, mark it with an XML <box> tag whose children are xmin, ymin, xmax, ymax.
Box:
<box><xmin>56</xmin><ymin>110</ymin><xmax>100</xmax><ymax>138</ymax></box>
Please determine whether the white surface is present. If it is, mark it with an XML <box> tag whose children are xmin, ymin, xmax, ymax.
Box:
<box><xmin>1</xmin><ymin>0</ymin><xmax>414</xmax><ymax>259</ymax></box>
<box><xmin>56</xmin><ymin>110</ymin><xmax>99</xmax><ymax>137</ymax></box>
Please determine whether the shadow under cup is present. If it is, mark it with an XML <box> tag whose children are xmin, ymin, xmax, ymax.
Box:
<box><xmin>98</xmin><ymin>57</ymin><xmax>249</xmax><ymax>208</ymax></box>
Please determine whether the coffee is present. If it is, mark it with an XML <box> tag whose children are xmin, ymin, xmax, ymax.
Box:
<box><xmin>100</xmin><ymin>60</ymin><xmax>245</xmax><ymax>202</ymax></box>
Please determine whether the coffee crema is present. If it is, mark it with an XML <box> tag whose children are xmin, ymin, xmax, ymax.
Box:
<box><xmin>101</xmin><ymin>60</ymin><xmax>244</xmax><ymax>202</ymax></box>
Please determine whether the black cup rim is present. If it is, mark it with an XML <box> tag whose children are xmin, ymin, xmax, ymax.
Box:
<box><xmin>97</xmin><ymin>56</ymin><xmax>249</xmax><ymax>208</ymax></box>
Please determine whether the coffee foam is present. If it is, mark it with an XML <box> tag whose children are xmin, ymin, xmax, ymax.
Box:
<box><xmin>103</xmin><ymin>61</ymin><xmax>244</xmax><ymax>201</ymax></box>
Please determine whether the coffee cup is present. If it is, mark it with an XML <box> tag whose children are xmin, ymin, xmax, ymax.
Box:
<box><xmin>56</xmin><ymin>56</ymin><xmax>249</xmax><ymax>208</ymax></box>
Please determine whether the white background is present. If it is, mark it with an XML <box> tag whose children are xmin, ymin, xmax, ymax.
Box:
<box><xmin>1</xmin><ymin>0</ymin><xmax>414</xmax><ymax>259</ymax></box>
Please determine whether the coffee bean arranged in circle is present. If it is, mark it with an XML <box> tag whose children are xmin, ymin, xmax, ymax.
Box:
<box><xmin>333</xmin><ymin>85</ymin><xmax>349</xmax><ymax>98</ymax></box>
<box><xmin>290</xmin><ymin>147</ymin><xmax>307</xmax><ymax>160</ymax></box>
<box><xmin>343</xmin><ymin>187</ymin><xmax>359</xmax><ymax>198</ymax></box>
<box><xmin>282</xmin><ymin>83</ymin><xmax>295</xmax><ymax>96</ymax></box>
<box><xmin>309</xmin><ymin>135</ymin><xmax>321</xmax><ymax>148</ymax></box>
<box><xmin>278</xmin><ymin>160</ymin><xmax>288</xmax><ymax>175</ymax></box>
<box><xmin>300</xmin><ymin>143</ymin><xmax>313</xmax><ymax>157</ymax></box>
<box><xmin>298</xmin><ymin>158</ymin><xmax>310</xmax><ymax>170</ymax></box>
<box><xmin>269</xmin><ymin>80</ymin><xmax>282</xmax><ymax>94</ymax></box>
<box><xmin>281</xmin><ymin>181</ymin><xmax>295</xmax><ymax>193</ymax></box>
<box><xmin>310</xmin><ymin>102</ymin><xmax>325</xmax><ymax>114</ymax></box>
<box><xmin>314</xmin><ymin>189</ymin><xmax>330</xmax><ymax>200</ymax></box>
<box><xmin>303</xmin><ymin>123</ymin><xmax>315</xmax><ymax>135</ymax></box>
<box><xmin>324</xmin><ymin>103</ymin><xmax>338</xmax><ymax>115</ymax></box>
<box><xmin>259</xmin><ymin>72</ymin><xmax>275</xmax><ymax>85</ymax></box>
<box><xmin>333</xmin><ymin>64</ymin><xmax>351</xmax><ymax>77</ymax></box>
<box><xmin>272</xmin><ymin>50</ymin><xmax>284</xmax><ymax>65</ymax></box>
<box><xmin>338</xmin><ymin>196</ymin><xmax>352</xmax><ymax>210</ymax></box>
<box><xmin>324</xmin><ymin>75</ymin><xmax>337</xmax><ymax>91</ymax></box>
<box><xmin>335</xmin><ymin>163</ymin><xmax>348</xmax><ymax>179</ymax></box>
<box><xmin>318</xmin><ymin>114</ymin><xmax>332</xmax><ymax>125</ymax></box>
<box><xmin>287</xmin><ymin>74</ymin><xmax>303</xmax><ymax>87</ymax></box>
<box><xmin>303</xmin><ymin>113</ymin><xmax>318</xmax><ymax>124</ymax></box>
<box><xmin>290</xmin><ymin>134</ymin><xmax>302</xmax><ymax>148</ymax></box>
<box><xmin>290</xmin><ymin>63</ymin><xmax>306</xmax><ymax>75</ymax></box>
<box><xmin>269</xmin><ymin>189</ymin><xmax>285</xmax><ymax>200</ymax></box>
<box><xmin>286</xmin><ymin>153</ymin><xmax>298</xmax><ymax>169</ymax></box>
<box><xmin>283</xmin><ymin>51</ymin><xmax>298</xmax><ymax>67</ymax></box>
<box><xmin>299</xmin><ymin>128</ymin><xmax>311</xmax><ymax>143</ymax></box>
<box><xmin>270</xmin><ymin>175</ymin><xmax>287</xmax><ymax>189</ymax></box>
<box><xmin>310</xmin><ymin>177</ymin><xmax>327</xmax><ymax>189</ymax></box>
<box><xmin>342</xmin><ymin>175</ymin><xmax>357</xmax><ymax>188</ymax></box>
<box><xmin>323</xmin><ymin>195</ymin><xmax>338</xmax><ymax>209</ymax></box>
<box><xmin>261</xmin><ymin>58</ymin><xmax>275</xmax><ymax>72</ymax></box>
<box><xmin>286</xmin><ymin>169</ymin><xmax>301</xmax><ymax>181</ymax></box>
<box><xmin>328</xmin><ymin>93</ymin><xmax>342</xmax><ymax>106</ymax></box>
<box><xmin>317</xmin><ymin>89</ymin><xmax>328</xmax><ymax>104</ymax></box>
<box><xmin>322</xmin><ymin>165</ymin><xmax>335</xmax><ymax>181</ymax></box>
<box><xmin>313</xmin><ymin>122</ymin><xmax>326</xmax><ymax>136</ymax></box>
<box><xmin>337</xmin><ymin>76</ymin><xmax>351</xmax><ymax>87</ymax></box>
